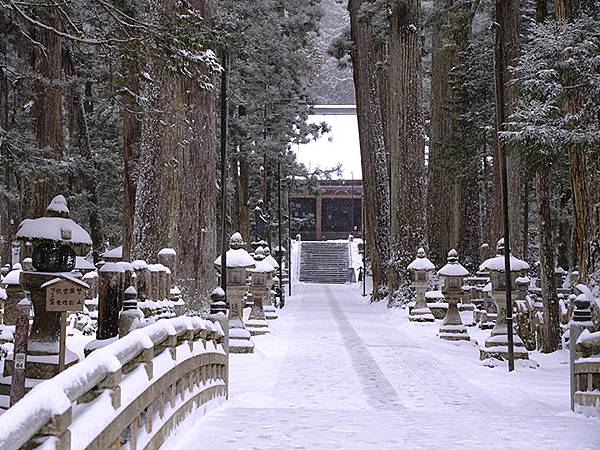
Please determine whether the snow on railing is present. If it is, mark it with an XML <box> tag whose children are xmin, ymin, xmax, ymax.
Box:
<box><xmin>0</xmin><ymin>315</ymin><xmax>227</xmax><ymax>450</ymax></box>
<box><xmin>574</xmin><ymin>329</ymin><xmax>600</xmax><ymax>417</ymax></box>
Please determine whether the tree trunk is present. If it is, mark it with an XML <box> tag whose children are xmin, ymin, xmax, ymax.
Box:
<box><xmin>348</xmin><ymin>0</ymin><xmax>390</xmax><ymax>300</ymax></box>
<box><xmin>536</xmin><ymin>166</ymin><xmax>560</xmax><ymax>352</ymax></box>
<box><xmin>133</xmin><ymin>0</ymin><xmax>217</xmax><ymax>309</ymax></box>
<box><xmin>122</xmin><ymin>44</ymin><xmax>141</xmax><ymax>261</ymax></box>
<box><xmin>386</xmin><ymin>0</ymin><xmax>425</xmax><ymax>302</ymax></box>
<box><xmin>28</xmin><ymin>9</ymin><xmax>63</xmax><ymax>218</ymax></box>
<box><xmin>238</xmin><ymin>144</ymin><xmax>251</xmax><ymax>242</ymax></box>
<box><xmin>427</xmin><ymin>0</ymin><xmax>455</xmax><ymax>267</ymax></box>
<box><xmin>491</xmin><ymin>0</ymin><xmax>522</xmax><ymax>255</ymax></box>
<box><xmin>555</xmin><ymin>0</ymin><xmax>590</xmax><ymax>281</ymax></box>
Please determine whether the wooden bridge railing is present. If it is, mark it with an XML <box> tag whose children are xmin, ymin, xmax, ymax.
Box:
<box><xmin>0</xmin><ymin>314</ymin><xmax>228</xmax><ymax>450</ymax></box>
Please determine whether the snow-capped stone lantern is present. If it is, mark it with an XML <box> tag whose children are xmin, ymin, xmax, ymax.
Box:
<box><xmin>407</xmin><ymin>247</ymin><xmax>435</xmax><ymax>322</ymax></box>
<box><xmin>437</xmin><ymin>249</ymin><xmax>470</xmax><ymax>341</ymax></box>
<box><xmin>554</xmin><ymin>266</ymin><xmax>566</xmax><ymax>289</ymax></box>
<box><xmin>246</xmin><ymin>248</ymin><xmax>273</xmax><ymax>336</ymax></box>
<box><xmin>210</xmin><ymin>287</ymin><xmax>227</xmax><ymax>315</ymax></box>
<box><xmin>478</xmin><ymin>238</ymin><xmax>530</xmax><ymax>362</ymax></box>
<box><xmin>9</xmin><ymin>195</ymin><xmax>92</xmax><ymax>379</ymax></box>
<box><xmin>214</xmin><ymin>232</ymin><xmax>255</xmax><ymax>353</ymax></box>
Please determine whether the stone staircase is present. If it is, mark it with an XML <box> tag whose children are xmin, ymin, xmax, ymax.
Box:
<box><xmin>299</xmin><ymin>241</ymin><xmax>349</xmax><ymax>284</ymax></box>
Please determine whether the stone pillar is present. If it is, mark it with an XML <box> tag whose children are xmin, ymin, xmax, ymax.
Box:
<box><xmin>97</xmin><ymin>262</ymin><xmax>124</xmax><ymax>340</ymax></box>
<box><xmin>149</xmin><ymin>265</ymin><xmax>161</xmax><ymax>302</ymax></box>
<box><xmin>438</xmin><ymin>290</ymin><xmax>470</xmax><ymax>341</ymax></box>
<box><xmin>210</xmin><ymin>287</ymin><xmax>228</xmax><ymax>315</ymax></box>
<box><xmin>119</xmin><ymin>287</ymin><xmax>143</xmax><ymax>337</ymax></box>
<box><xmin>3</xmin><ymin>282</ymin><xmax>25</xmax><ymax>326</ymax></box>
<box><xmin>246</xmin><ymin>285</ymin><xmax>269</xmax><ymax>336</ymax></box>
<box><xmin>5</xmin><ymin>271</ymin><xmax>79</xmax><ymax>380</ymax></box>
<box><xmin>228</xmin><ymin>285</ymin><xmax>254</xmax><ymax>353</ymax></box>
<box><xmin>158</xmin><ymin>248</ymin><xmax>177</xmax><ymax>290</ymax></box>
<box><xmin>479</xmin><ymin>290</ymin><xmax>530</xmax><ymax>361</ymax></box>
<box><xmin>409</xmin><ymin>280</ymin><xmax>434</xmax><ymax>322</ymax></box>
<box><xmin>569</xmin><ymin>293</ymin><xmax>595</xmax><ymax>410</ymax></box>
<box><xmin>132</xmin><ymin>260</ymin><xmax>149</xmax><ymax>300</ymax></box>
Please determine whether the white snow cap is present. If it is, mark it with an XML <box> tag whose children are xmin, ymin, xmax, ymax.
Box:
<box><xmin>75</xmin><ymin>256</ymin><xmax>96</xmax><ymax>271</ymax></box>
<box><xmin>0</xmin><ymin>287</ymin><xmax>6</xmax><ymax>300</ymax></box>
<box><xmin>407</xmin><ymin>247</ymin><xmax>435</xmax><ymax>271</ymax></box>
<box><xmin>230</xmin><ymin>232</ymin><xmax>244</xmax><ymax>245</ymax></box>
<box><xmin>12</xmin><ymin>263</ymin><xmax>22</xmax><ymax>270</ymax></box>
<box><xmin>479</xmin><ymin>254</ymin><xmax>529</xmax><ymax>273</ymax></box>
<box><xmin>102</xmin><ymin>246</ymin><xmax>123</xmax><ymax>259</ymax></box>
<box><xmin>124</xmin><ymin>286</ymin><xmax>137</xmax><ymax>295</ymax></box>
<box><xmin>438</xmin><ymin>249</ymin><xmax>469</xmax><ymax>277</ymax></box>
<box><xmin>158</xmin><ymin>248</ymin><xmax>176</xmax><ymax>256</ymax></box>
<box><xmin>99</xmin><ymin>262</ymin><xmax>125</xmax><ymax>273</ymax></box>
<box><xmin>212</xmin><ymin>286</ymin><xmax>225</xmax><ymax>296</ymax></box>
<box><xmin>2</xmin><ymin>269</ymin><xmax>22</xmax><ymax>286</ymax></box>
<box><xmin>250</xmin><ymin>258</ymin><xmax>275</xmax><ymax>274</ymax></box>
<box><xmin>132</xmin><ymin>260</ymin><xmax>149</xmax><ymax>270</ymax></box>
<box><xmin>47</xmin><ymin>195</ymin><xmax>70</xmax><ymax>216</ymax></box>
<box><xmin>214</xmin><ymin>248</ymin><xmax>256</xmax><ymax>269</ymax></box>
<box><xmin>17</xmin><ymin>217</ymin><xmax>92</xmax><ymax>246</ymax></box>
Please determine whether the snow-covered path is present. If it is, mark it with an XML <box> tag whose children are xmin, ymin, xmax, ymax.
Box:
<box><xmin>168</xmin><ymin>284</ymin><xmax>600</xmax><ymax>449</ymax></box>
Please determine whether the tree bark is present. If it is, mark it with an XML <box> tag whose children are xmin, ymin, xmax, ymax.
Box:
<box><xmin>555</xmin><ymin>0</ymin><xmax>590</xmax><ymax>280</ymax></box>
<box><xmin>122</xmin><ymin>44</ymin><xmax>141</xmax><ymax>261</ymax></box>
<box><xmin>536</xmin><ymin>166</ymin><xmax>560</xmax><ymax>352</ymax></box>
<box><xmin>133</xmin><ymin>0</ymin><xmax>217</xmax><ymax>309</ymax></box>
<box><xmin>27</xmin><ymin>9</ymin><xmax>63</xmax><ymax>218</ymax></box>
<box><xmin>348</xmin><ymin>0</ymin><xmax>390</xmax><ymax>300</ymax></box>
<box><xmin>491</xmin><ymin>0</ymin><xmax>522</xmax><ymax>255</ymax></box>
<box><xmin>386</xmin><ymin>0</ymin><xmax>425</xmax><ymax>301</ymax></box>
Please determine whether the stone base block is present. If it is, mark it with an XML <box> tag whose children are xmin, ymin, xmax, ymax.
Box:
<box><xmin>229</xmin><ymin>327</ymin><xmax>251</xmax><ymax>340</ymax></box>
<box><xmin>438</xmin><ymin>324</ymin><xmax>470</xmax><ymax>341</ymax></box>
<box><xmin>479</xmin><ymin>334</ymin><xmax>530</xmax><ymax>361</ymax></box>
<box><xmin>458</xmin><ymin>303</ymin><xmax>475</xmax><ymax>312</ymax></box>
<box><xmin>246</xmin><ymin>319</ymin><xmax>269</xmax><ymax>336</ymax></box>
<box><xmin>428</xmin><ymin>303</ymin><xmax>448</xmax><ymax>320</ymax></box>
<box><xmin>229</xmin><ymin>338</ymin><xmax>255</xmax><ymax>354</ymax></box>
<box><xmin>264</xmin><ymin>306</ymin><xmax>278</xmax><ymax>320</ymax></box>
<box><xmin>409</xmin><ymin>308</ymin><xmax>435</xmax><ymax>322</ymax></box>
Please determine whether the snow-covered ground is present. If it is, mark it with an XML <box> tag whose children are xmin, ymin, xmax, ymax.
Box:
<box><xmin>166</xmin><ymin>282</ymin><xmax>600</xmax><ymax>449</ymax></box>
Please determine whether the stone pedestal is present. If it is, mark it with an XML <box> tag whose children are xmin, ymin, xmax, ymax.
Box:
<box><xmin>264</xmin><ymin>289</ymin><xmax>279</xmax><ymax>320</ymax></box>
<box><xmin>409</xmin><ymin>282</ymin><xmax>434</xmax><ymax>322</ymax></box>
<box><xmin>3</xmin><ymin>272</ymin><xmax>79</xmax><ymax>382</ymax></box>
<box><xmin>228</xmin><ymin>286</ymin><xmax>254</xmax><ymax>353</ymax></box>
<box><xmin>480</xmin><ymin>292</ymin><xmax>529</xmax><ymax>360</ymax></box>
<box><xmin>438</xmin><ymin>294</ymin><xmax>470</xmax><ymax>341</ymax></box>
<box><xmin>246</xmin><ymin>286</ymin><xmax>269</xmax><ymax>336</ymax></box>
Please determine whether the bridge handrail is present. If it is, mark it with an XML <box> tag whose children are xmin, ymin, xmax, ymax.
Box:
<box><xmin>0</xmin><ymin>315</ymin><xmax>224</xmax><ymax>450</ymax></box>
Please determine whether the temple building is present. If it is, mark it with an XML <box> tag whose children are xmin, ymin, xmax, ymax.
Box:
<box><xmin>291</xmin><ymin>180</ymin><xmax>363</xmax><ymax>241</ymax></box>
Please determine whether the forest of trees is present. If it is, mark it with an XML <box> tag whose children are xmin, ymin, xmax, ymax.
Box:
<box><xmin>345</xmin><ymin>0</ymin><xmax>599</xmax><ymax>331</ymax></box>
<box><xmin>1</xmin><ymin>0</ymin><xmax>599</xmax><ymax>332</ymax></box>
<box><xmin>0</xmin><ymin>0</ymin><xmax>331</xmax><ymax>309</ymax></box>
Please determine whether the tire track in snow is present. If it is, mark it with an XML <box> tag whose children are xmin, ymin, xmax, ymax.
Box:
<box><xmin>325</xmin><ymin>285</ymin><xmax>406</xmax><ymax>411</ymax></box>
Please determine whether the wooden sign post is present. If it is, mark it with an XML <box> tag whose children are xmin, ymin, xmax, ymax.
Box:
<box><xmin>42</xmin><ymin>277</ymin><xmax>87</xmax><ymax>374</ymax></box>
<box><xmin>10</xmin><ymin>299</ymin><xmax>32</xmax><ymax>406</ymax></box>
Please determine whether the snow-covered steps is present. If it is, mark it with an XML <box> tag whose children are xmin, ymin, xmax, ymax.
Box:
<box><xmin>299</xmin><ymin>241</ymin><xmax>349</xmax><ymax>284</ymax></box>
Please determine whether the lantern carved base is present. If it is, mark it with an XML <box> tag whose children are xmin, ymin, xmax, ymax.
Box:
<box><xmin>264</xmin><ymin>293</ymin><xmax>278</xmax><ymax>320</ymax></box>
<box><xmin>246</xmin><ymin>287</ymin><xmax>269</xmax><ymax>336</ymax></box>
<box><xmin>438</xmin><ymin>299</ymin><xmax>470</xmax><ymax>341</ymax></box>
<box><xmin>409</xmin><ymin>285</ymin><xmax>434</xmax><ymax>322</ymax></box>
<box><xmin>479</xmin><ymin>328</ymin><xmax>530</xmax><ymax>362</ymax></box>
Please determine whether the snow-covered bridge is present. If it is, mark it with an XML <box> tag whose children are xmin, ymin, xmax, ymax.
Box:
<box><xmin>0</xmin><ymin>315</ymin><xmax>227</xmax><ymax>450</ymax></box>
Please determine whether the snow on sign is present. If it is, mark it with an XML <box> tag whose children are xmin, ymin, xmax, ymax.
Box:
<box><xmin>44</xmin><ymin>277</ymin><xmax>86</xmax><ymax>312</ymax></box>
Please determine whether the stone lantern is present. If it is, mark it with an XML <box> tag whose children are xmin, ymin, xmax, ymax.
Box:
<box><xmin>261</xmin><ymin>248</ymin><xmax>279</xmax><ymax>321</ymax></box>
<box><xmin>11</xmin><ymin>195</ymin><xmax>92</xmax><ymax>379</ymax></box>
<box><xmin>437</xmin><ymin>249</ymin><xmax>470</xmax><ymax>341</ymax></box>
<box><xmin>246</xmin><ymin>248</ymin><xmax>273</xmax><ymax>336</ymax></box>
<box><xmin>554</xmin><ymin>266</ymin><xmax>566</xmax><ymax>289</ymax></box>
<box><xmin>210</xmin><ymin>287</ymin><xmax>227</xmax><ymax>315</ymax></box>
<box><xmin>1</xmin><ymin>265</ymin><xmax>24</xmax><ymax>326</ymax></box>
<box><xmin>407</xmin><ymin>247</ymin><xmax>435</xmax><ymax>322</ymax></box>
<box><xmin>214</xmin><ymin>232</ymin><xmax>255</xmax><ymax>354</ymax></box>
<box><xmin>478</xmin><ymin>238</ymin><xmax>530</xmax><ymax>361</ymax></box>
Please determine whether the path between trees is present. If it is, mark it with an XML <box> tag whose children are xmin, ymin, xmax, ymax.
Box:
<box><xmin>168</xmin><ymin>284</ymin><xmax>600</xmax><ymax>449</ymax></box>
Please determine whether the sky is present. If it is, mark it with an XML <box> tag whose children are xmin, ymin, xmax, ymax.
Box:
<box><xmin>293</xmin><ymin>114</ymin><xmax>362</xmax><ymax>180</ymax></box>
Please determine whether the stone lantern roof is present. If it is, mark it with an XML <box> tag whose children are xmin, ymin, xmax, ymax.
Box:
<box><xmin>214</xmin><ymin>233</ymin><xmax>256</xmax><ymax>269</ymax></box>
<box><xmin>479</xmin><ymin>239</ymin><xmax>529</xmax><ymax>273</ymax></box>
<box><xmin>1</xmin><ymin>268</ymin><xmax>22</xmax><ymax>287</ymax></box>
<box><xmin>16</xmin><ymin>195</ymin><xmax>92</xmax><ymax>251</ymax></box>
<box><xmin>438</xmin><ymin>249</ymin><xmax>469</xmax><ymax>278</ymax></box>
<box><xmin>407</xmin><ymin>247</ymin><xmax>435</xmax><ymax>271</ymax></box>
<box><xmin>250</xmin><ymin>258</ymin><xmax>275</xmax><ymax>274</ymax></box>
